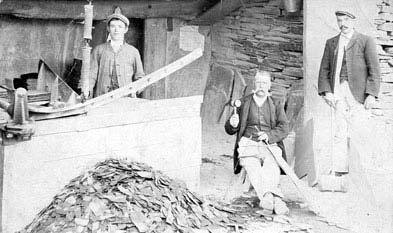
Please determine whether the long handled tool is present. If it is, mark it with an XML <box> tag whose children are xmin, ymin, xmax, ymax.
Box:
<box><xmin>318</xmin><ymin>106</ymin><xmax>348</xmax><ymax>192</ymax></box>
<box><xmin>263</xmin><ymin>141</ymin><xmax>323</xmax><ymax>215</ymax></box>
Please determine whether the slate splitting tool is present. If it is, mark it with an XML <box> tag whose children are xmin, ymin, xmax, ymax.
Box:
<box><xmin>318</xmin><ymin>105</ymin><xmax>348</xmax><ymax>192</ymax></box>
<box><xmin>262</xmin><ymin>140</ymin><xmax>323</xmax><ymax>215</ymax></box>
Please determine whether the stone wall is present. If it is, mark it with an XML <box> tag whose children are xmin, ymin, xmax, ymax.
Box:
<box><xmin>201</xmin><ymin>0</ymin><xmax>304</xmax><ymax>133</ymax></box>
<box><xmin>375</xmin><ymin>0</ymin><xmax>393</xmax><ymax>120</ymax></box>
<box><xmin>201</xmin><ymin>0</ymin><xmax>304</xmax><ymax>159</ymax></box>
<box><xmin>210</xmin><ymin>0</ymin><xmax>303</xmax><ymax>100</ymax></box>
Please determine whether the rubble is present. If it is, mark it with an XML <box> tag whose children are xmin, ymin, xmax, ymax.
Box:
<box><xmin>17</xmin><ymin>158</ymin><xmax>315</xmax><ymax>233</ymax></box>
<box><xmin>18</xmin><ymin>159</ymin><xmax>242</xmax><ymax>233</ymax></box>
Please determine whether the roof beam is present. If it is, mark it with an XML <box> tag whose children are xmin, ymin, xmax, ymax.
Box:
<box><xmin>0</xmin><ymin>0</ymin><xmax>213</xmax><ymax>20</ymax></box>
<box><xmin>189</xmin><ymin>0</ymin><xmax>251</xmax><ymax>25</ymax></box>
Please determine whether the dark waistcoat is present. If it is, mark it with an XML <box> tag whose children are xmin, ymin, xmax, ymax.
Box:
<box><xmin>244</xmin><ymin>99</ymin><xmax>271</xmax><ymax>139</ymax></box>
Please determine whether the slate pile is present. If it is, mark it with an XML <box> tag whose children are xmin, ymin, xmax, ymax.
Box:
<box><xmin>18</xmin><ymin>159</ymin><xmax>242</xmax><ymax>233</ymax></box>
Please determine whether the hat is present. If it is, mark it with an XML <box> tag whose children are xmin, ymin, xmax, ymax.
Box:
<box><xmin>335</xmin><ymin>10</ymin><xmax>356</xmax><ymax>19</ymax></box>
<box><xmin>106</xmin><ymin>13</ymin><xmax>129</xmax><ymax>27</ymax></box>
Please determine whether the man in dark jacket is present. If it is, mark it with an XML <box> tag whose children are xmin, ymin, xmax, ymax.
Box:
<box><xmin>225</xmin><ymin>70</ymin><xmax>289</xmax><ymax>215</ymax></box>
<box><xmin>318</xmin><ymin>10</ymin><xmax>380</xmax><ymax>175</ymax></box>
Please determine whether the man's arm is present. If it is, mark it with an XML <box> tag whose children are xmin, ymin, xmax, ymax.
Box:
<box><xmin>318</xmin><ymin>40</ymin><xmax>333</xmax><ymax>95</ymax></box>
<box><xmin>133</xmin><ymin>50</ymin><xmax>145</xmax><ymax>81</ymax></box>
<box><xmin>266</xmin><ymin>100</ymin><xmax>289</xmax><ymax>144</ymax></box>
<box><xmin>364</xmin><ymin>36</ymin><xmax>381</xmax><ymax>98</ymax></box>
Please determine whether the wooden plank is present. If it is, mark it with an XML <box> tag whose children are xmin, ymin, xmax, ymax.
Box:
<box><xmin>266</xmin><ymin>143</ymin><xmax>324</xmax><ymax>215</ymax></box>
<box><xmin>143</xmin><ymin>18</ymin><xmax>167</xmax><ymax>100</ymax></box>
<box><xmin>0</xmin><ymin>0</ymin><xmax>212</xmax><ymax>20</ymax></box>
<box><xmin>189</xmin><ymin>0</ymin><xmax>252</xmax><ymax>25</ymax></box>
<box><xmin>29</xmin><ymin>48</ymin><xmax>203</xmax><ymax>119</ymax></box>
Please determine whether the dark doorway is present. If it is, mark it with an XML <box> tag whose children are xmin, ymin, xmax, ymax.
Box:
<box><xmin>63</xmin><ymin>18</ymin><xmax>145</xmax><ymax>94</ymax></box>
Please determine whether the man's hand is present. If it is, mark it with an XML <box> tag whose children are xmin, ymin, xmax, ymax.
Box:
<box><xmin>130</xmin><ymin>92</ymin><xmax>137</xmax><ymax>98</ymax></box>
<box><xmin>257</xmin><ymin>131</ymin><xmax>268</xmax><ymax>142</ymax></box>
<box><xmin>80</xmin><ymin>91</ymin><xmax>90</xmax><ymax>102</ymax></box>
<box><xmin>364</xmin><ymin>95</ymin><xmax>376</xmax><ymax>109</ymax></box>
<box><xmin>323</xmin><ymin>92</ymin><xmax>336</xmax><ymax>107</ymax></box>
<box><xmin>229</xmin><ymin>114</ymin><xmax>240</xmax><ymax>128</ymax></box>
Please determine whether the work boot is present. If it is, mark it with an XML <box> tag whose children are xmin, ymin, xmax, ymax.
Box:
<box><xmin>273</xmin><ymin>197</ymin><xmax>289</xmax><ymax>215</ymax></box>
<box><xmin>259</xmin><ymin>192</ymin><xmax>273</xmax><ymax>215</ymax></box>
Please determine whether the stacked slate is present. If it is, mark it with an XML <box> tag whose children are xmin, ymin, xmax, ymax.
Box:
<box><xmin>375</xmin><ymin>0</ymin><xmax>393</xmax><ymax>118</ymax></box>
<box><xmin>18</xmin><ymin>159</ymin><xmax>242</xmax><ymax>233</ymax></box>
<box><xmin>211</xmin><ymin>0</ymin><xmax>303</xmax><ymax>100</ymax></box>
<box><xmin>0</xmin><ymin>89</ymin><xmax>50</xmax><ymax>103</ymax></box>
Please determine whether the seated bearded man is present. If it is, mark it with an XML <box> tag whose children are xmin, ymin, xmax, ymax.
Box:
<box><xmin>225</xmin><ymin>70</ymin><xmax>290</xmax><ymax>215</ymax></box>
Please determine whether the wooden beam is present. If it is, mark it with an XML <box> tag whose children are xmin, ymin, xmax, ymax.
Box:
<box><xmin>189</xmin><ymin>0</ymin><xmax>253</xmax><ymax>25</ymax></box>
<box><xmin>29</xmin><ymin>48</ymin><xmax>203</xmax><ymax>120</ymax></box>
<box><xmin>0</xmin><ymin>0</ymin><xmax>212</xmax><ymax>20</ymax></box>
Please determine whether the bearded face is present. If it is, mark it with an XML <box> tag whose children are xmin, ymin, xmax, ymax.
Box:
<box><xmin>253</xmin><ymin>73</ymin><xmax>271</xmax><ymax>98</ymax></box>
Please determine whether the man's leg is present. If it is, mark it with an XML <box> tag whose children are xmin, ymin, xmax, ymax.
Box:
<box><xmin>259</xmin><ymin>145</ymin><xmax>289</xmax><ymax>215</ymax></box>
<box><xmin>258</xmin><ymin>145</ymin><xmax>282</xmax><ymax>197</ymax></box>
<box><xmin>334</xmin><ymin>83</ymin><xmax>351</xmax><ymax>174</ymax></box>
<box><xmin>333</xmin><ymin>99</ymin><xmax>349</xmax><ymax>173</ymax></box>
<box><xmin>239</xmin><ymin>143</ymin><xmax>288</xmax><ymax>214</ymax></box>
<box><xmin>239</xmin><ymin>156</ymin><xmax>273</xmax><ymax>210</ymax></box>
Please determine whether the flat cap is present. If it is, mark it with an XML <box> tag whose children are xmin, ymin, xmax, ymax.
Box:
<box><xmin>335</xmin><ymin>10</ymin><xmax>356</xmax><ymax>19</ymax></box>
<box><xmin>106</xmin><ymin>13</ymin><xmax>129</xmax><ymax>27</ymax></box>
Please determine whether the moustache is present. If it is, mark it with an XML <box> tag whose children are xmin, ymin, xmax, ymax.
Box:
<box><xmin>253</xmin><ymin>89</ymin><xmax>267</xmax><ymax>93</ymax></box>
<box><xmin>340</xmin><ymin>25</ymin><xmax>348</xmax><ymax>30</ymax></box>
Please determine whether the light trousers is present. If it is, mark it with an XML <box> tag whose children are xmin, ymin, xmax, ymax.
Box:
<box><xmin>332</xmin><ymin>81</ymin><xmax>366</xmax><ymax>173</ymax></box>
<box><xmin>237</xmin><ymin>137</ymin><xmax>283</xmax><ymax>201</ymax></box>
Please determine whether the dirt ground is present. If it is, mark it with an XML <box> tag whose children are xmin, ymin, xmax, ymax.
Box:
<box><xmin>199</xmin><ymin>123</ymin><xmax>392</xmax><ymax>233</ymax></box>
<box><xmin>199</xmin><ymin>155</ymin><xmax>351</xmax><ymax>233</ymax></box>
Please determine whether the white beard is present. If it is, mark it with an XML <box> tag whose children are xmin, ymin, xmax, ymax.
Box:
<box><xmin>253</xmin><ymin>89</ymin><xmax>267</xmax><ymax>97</ymax></box>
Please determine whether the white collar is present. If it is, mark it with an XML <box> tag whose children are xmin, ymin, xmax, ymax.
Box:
<box><xmin>110</xmin><ymin>40</ymin><xmax>124</xmax><ymax>53</ymax></box>
<box><xmin>252</xmin><ymin>94</ymin><xmax>268</xmax><ymax>107</ymax></box>
<box><xmin>340</xmin><ymin>30</ymin><xmax>354</xmax><ymax>40</ymax></box>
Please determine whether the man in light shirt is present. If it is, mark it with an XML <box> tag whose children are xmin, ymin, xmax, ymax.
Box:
<box><xmin>89</xmin><ymin>12</ymin><xmax>145</xmax><ymax>98</ymax></box>
<box><xmin>318</xmin><ymin>11</ymin><xmax>380</xmax><ymax>176</ymax></box>
<box><xmin>225</xmin><ymin>71</ymin><xmax>290</xmax><ymax>215</ymax></box>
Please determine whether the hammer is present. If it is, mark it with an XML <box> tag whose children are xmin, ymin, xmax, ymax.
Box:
<box><xmin>232</xmin><ymin>99</ymin><xmax>242</xmax><ymax>115</ymax></box>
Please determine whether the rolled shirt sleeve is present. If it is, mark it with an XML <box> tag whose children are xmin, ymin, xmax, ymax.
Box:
<box><xmin>133</xmin><ymin>50</ymin><xmax>145</xmax><ymax>81</ymax></box>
